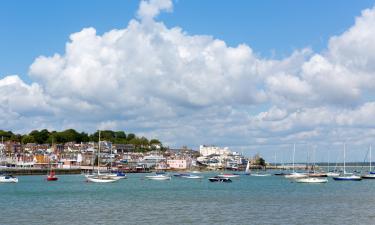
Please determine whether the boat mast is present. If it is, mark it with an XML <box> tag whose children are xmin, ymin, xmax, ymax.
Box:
<box><xmin>344</xmin><ymin>143</ymin><xmax>346</xmax><ymax>174</ymax></box>
<box><xmin>98</xmin><ymin>130</ymin><xmax>101</xmax><ymax>175</ymax></box>
<box><xmin>292</xmin><ymin>143</ymin><xmax>296</xmax><ymax>173</ymax></box>
<box><xmin>370</xmin><ymin>145</ymin><xmax>372</xmax><ymax>172</ymax></box>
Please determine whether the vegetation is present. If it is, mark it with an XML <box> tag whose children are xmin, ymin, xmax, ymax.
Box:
<box><xmin>0</xmin><ymin>129</ymin><xmax>162</xmax><ymax>151</ymax></box>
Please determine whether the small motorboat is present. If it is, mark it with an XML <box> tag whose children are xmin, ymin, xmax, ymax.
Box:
<box><xmin>217</xmin><ymin>174</ymin><xmax>240</xmax><ymax>178</ymax></box>
<box><xmin>295</xmin><ymin>177</ymin><xmax>328</xmax><ymax>183</ymax></box>
<box><xmin>145</xmin><ymin>174</ymin><xmax>171</xmax><ymax>181</ymax></box>
<box><xmin>173</xmin><ymin>173</ymin><xmax>190</xmax><ymax>177</ymax></box>
<box><xmin>208</xmin><ymin>176</ymin><xmax>232</xmax><ymax>183</ymax></box>
<box><xmin>0</xmin><ymin>175</ymin><xmax>18</xmax><ymax>183</ymax></box>
<box><xmin>47</xmin><ymin>170</ymin><xmax>58</xmax><ymax>181</ymax></box>
<box><xmin>274</xmin><ymin>172</ymin><xmax>286</xmax><ymax>176</ymax></box>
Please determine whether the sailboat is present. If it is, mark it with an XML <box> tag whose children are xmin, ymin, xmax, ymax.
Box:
<box><xmin>86</xmin><ymin>131</ymin><xmax>118</xmax><ymax>183</ymax></box>
<box><xmin>362</xmin><ymin>145</ymin><xmax>375</xmax><ymax>179</ymax></box>
<box><xmin>244</xmin><ymin>159</ymin><xmax>250</xmax><ymax>175</ymax></box>
<box><xmin>285</xmin><ymin>144</ymin><xmax>307</xmax><ymax>179</ymax></box>
<box><xmin>333</xmin><ymin>143</ymin><xmax>362</xmax><ymax>181</ymax></box>
<box><xmin>326</xmin><ymin>148</ymin><xmax>340</xmax><ymax>177</ymax></box>
<box><xmin>297</xmin><ymin>147</ymin><xmax>328</xmax><ymax>183</ymax></box>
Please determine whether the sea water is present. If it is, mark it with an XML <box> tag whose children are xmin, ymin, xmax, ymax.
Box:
<box><xmin>0</xmin><ymin>173</ymin><xmax>374</xmax><ymax>225</ymax></box>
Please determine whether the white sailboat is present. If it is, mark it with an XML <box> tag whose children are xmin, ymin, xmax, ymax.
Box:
<box><xmin>285</xmin><ymin>144</ymin><xmax>307</xmax><ymax>179</ymax></box>
<box><xmin>362</xmin><ymin>145</ymin><xmax>375</xmax><ymax>179</ymax></box>
<box><xmin>244</xmin><ymin>160</ymin><xmax>250</xmax><ymax>175</ymax></box>
<box><xmin>333</xmin><ymin>143</ymin><xmax>362</xmax><ymax>181</ymax></box>
<box><xmin>87</xmin><ymin>131</ymin><xmax>118</xmax><ymax>183</ymax></box>
<box><xmin>326</xmin><ymin>148</ymin><xmax>340</xmax><ymax>177</ymax></box>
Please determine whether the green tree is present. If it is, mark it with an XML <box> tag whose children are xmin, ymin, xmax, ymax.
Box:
<box><xmin>22</xmin><ymin>135</ymin><xmax>35</xmax><ymax>144</ymax></box>
<box><xmin>127</xmin><ymin>133</ymin><xmax>135</xmax><ymax>141</ymax></box>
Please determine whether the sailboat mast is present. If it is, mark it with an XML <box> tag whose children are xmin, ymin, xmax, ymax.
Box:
<box><xmin>370</xmin><ymin>145</ymin><xmax>372</xmax><ymax>172</ymax></box>
<box><xmin>293</xmin><ymin>143</ymin><xmax>296</xmax><ymax>173</ymax></box>
<box><xmin>98</xmin><ymin>130</ymin><xmax>101</xmax><ymax>173</ymax></box>
<box><xmin>344</xmin><ymin>143</ymin><xmax>346</xmax><ymax>174</ymax></box>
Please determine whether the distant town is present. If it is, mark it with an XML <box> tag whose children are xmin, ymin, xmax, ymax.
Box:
<box><xmin>0</xmin><ymin>129</ymin><xmax>266</xmax><ymax>173</ymax></box>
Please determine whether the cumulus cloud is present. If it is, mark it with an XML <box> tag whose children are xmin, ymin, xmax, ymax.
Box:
<box><xmin>2</xmin><ymin>1</ymin><xmax>375</xmax><ymax>160</ymax></box>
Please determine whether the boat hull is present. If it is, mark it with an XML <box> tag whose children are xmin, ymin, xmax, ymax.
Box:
<box><xmin>333</xmin><ymin>176</ymin><xmax>362</xmax><ymax>181</ymax></box>
<box><xmin>87</xmin><ymin>177</ymin><xmax>118</xmax><ymax>183</ymax></box>
<box><xmin>217</xmin><ymin>174</ymin><xmax>240</xmax><ymax>178</ymax></box>
<box><xmin>145</xmin><ymin>175</ymin><xmax>171</xmax><ymax>180</ymax></box>
<box><xmin>296</xmin><ymin>178</ymin><xmax>328</xmax><ymax>183</ymax></box>
<box><xmin>209</xmin><ymin>177</ymin><xmax>232</xmax><ymax>183</ymax></box>
<box><xmin>361</xmin><ymin>174</ymin><xmax>375</xmax><ymax>179</ymax></box>
<box><xmin>47</xmin><ymin>177</ymin><xmax>58</xmax><ymax>181</ymax></box>
<box><xmin>0</xmin><ymin>176</ymin><xmax>18</xmax><ymax>183</ymax></box>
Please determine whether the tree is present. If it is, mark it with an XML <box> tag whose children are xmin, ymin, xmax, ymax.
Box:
<box><xmin>127</xmin><ymin>133</ymin><xmax>135</xmax><ymax>141</ymax></box>
<box><xmin>22</xmin><ymin>135</ymin><xmax>35</xmax><ymax>144</ymax></box>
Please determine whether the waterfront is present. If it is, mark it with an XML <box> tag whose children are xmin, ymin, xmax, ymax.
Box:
<box><xmin>1</xmin><ymin>173</ymin><xmax>375</xmax><ymax>225</ymax></box>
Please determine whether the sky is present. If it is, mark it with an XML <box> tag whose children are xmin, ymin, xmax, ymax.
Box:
<box><xmin>1</xmin><ymin>0</ymin><xmax>375</xmax><ymax>162</ymax></box>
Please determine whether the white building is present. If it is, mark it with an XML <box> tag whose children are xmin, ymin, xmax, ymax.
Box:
<box><xmin>199</xmin><ymin>145</ymin><xmax>231</xmax><ymax>156</ymax></box>
<box><xmin>167</xmin><ymin>159</ymin><xmax>192</xmax><ymax>169</ymax></box>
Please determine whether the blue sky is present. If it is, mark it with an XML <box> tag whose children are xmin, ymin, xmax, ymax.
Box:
<box><xmin>1</xmin><ymin>0</ymin><xmax>375</xmax><ymax>162</ymax></box>
<box><xmin>1</xmin><ymin>0</ymin><xmax>374</xmax><ymax>80</ymax></box>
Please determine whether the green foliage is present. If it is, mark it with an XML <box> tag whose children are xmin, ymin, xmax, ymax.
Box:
<box><xmin>0</xmin><ymin>129</ymin><xmax>162</xmax><ymax>151</ymax></box>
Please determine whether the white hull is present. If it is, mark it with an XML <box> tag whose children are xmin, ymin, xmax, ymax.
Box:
<box><xmin>362</xmin><ymin>174</ymin><xmax>375</xmax><ymax>179</ymax></box>
<box><xmin>87</xmin><ymin>176</ymin><xmax>118</xmax><ymax>183</ymax></box>
<box><xmin>326</xmin><ymin>172</ymin><xmax>340</xmax><ymax>177</ymax></box>
<box><xmin>181</xmin><ymin>175</ymin><xmax>203</xmax><ymax>179</ymax></box>
<box><xmin>0</xmin><ymin>176</ymin><xmax>18</xmax><ymax>183</ymax></box>
<box><xmin>285</xmin><ymin>173</ymin><xmax>307</xmax><ymax>179</ymax></box>
<box><xmin>145</xmin><ymin>175</ymin><xmax>171</xmax><ymax>180</ymax></box>
<box><xmin>217</xmin><ymin>174</ymin><xmax>240</xmax><ymax>178</ymax></box>
<box><xmin>251</xmin><ymin>173</ymin><xmax>271</xmax><ymax>177</ymax></box>
<box><xmin>296</xmin><ymin>177</ymin><xmax>328</xmax><ymax>183</ymax></box>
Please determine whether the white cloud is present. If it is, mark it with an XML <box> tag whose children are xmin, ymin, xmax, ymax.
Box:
<box><xmin>2</xmin><ymin>1</ymin><xmax>375</xmax><ymax>161</ymax></box>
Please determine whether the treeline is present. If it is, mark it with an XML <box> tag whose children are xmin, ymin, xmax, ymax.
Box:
<box><xmin>0</xmin><ymin>129</ymin><xmax>162</xmax><ymax>147</ymax></box>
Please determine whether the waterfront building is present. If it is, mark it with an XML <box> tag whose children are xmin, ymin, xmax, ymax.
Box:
<box><xmin>199</xmin><ymin>145</ymin><xmax>231</xmax><ymax>157</ymax></box>
<box><xmin>167</xmin><ymin>159</ymin><xmax>192</xmax><ymax>169</ymax></box>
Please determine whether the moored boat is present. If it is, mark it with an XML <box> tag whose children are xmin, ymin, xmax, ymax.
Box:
<box><xmin>295</xmin><ymin>177</ymin><xmax>328</xmax><ymax>183</ymax></box>
<box><xmin>145</xmin><ymin>174</ymin><xmax>171</xmax><ymax>180</ymax></box>
<box><xmin>251</xmin><ymin>173</ymin><xmax>271</xmax><ymax>177</ymax></box>
<box><xmin>87</xmin><ymin>175</ymin><xmax>118</xmax><ymax>183</ymax></box>
<box><xmin>333</xmin><ymin>174</ymin><xmax>362</xmax><ymax>181</ymax></box>
<box><xmin>285</xmin><ymin>172</ymin><xmax>308</xmax><ymax>179</ymax></box>
<box><xmin>0</xmin><ymin>175</ymin><xmax>18</xmax><ymax>183</ymax></box>
<box><xmin>333</xmin><ymin>143</ymin><xmax>362</xmax><ymax>181</ymax></box>
<box><xmin>208</xmin><ymin>176</ymin><xmax>232</xmax><ymax>183</ymax></box>
<box><xmin>217</xmin><ymin>173</ymin><xmax>240</xmax><ymax>178</ymax></box>
<box><xmin>47</xmin><ymin>170</ymin><xmax>58</xmax><ymax>181</ymax></box>
<box><xmin>326</xmin><ymin>172</ymin><xmax>340</xmax><ymax>177</ymax></box>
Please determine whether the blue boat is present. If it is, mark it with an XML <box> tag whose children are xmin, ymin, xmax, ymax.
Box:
<box><xmin>333</xmin><ymin>175</ymin><xmax>362</xmax><ymax>181</ymax></box>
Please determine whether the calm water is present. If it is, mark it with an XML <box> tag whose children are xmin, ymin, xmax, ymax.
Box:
<box><xmin>1</xmin><ymin>172</ymin><xmax>375</xmax><ymax>225</ymax></box>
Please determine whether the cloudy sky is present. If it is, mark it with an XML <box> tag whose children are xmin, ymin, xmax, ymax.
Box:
<box><xmin>1</xmin><ymin>0</ymin><xmax>375</xmax><ymax>162</ymax></box>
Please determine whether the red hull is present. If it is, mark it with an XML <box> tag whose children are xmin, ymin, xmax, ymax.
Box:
<box><xmin>47</xmin><ymin>176</ymin><xmax>58</xmax><ymax>181</ymax></box>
